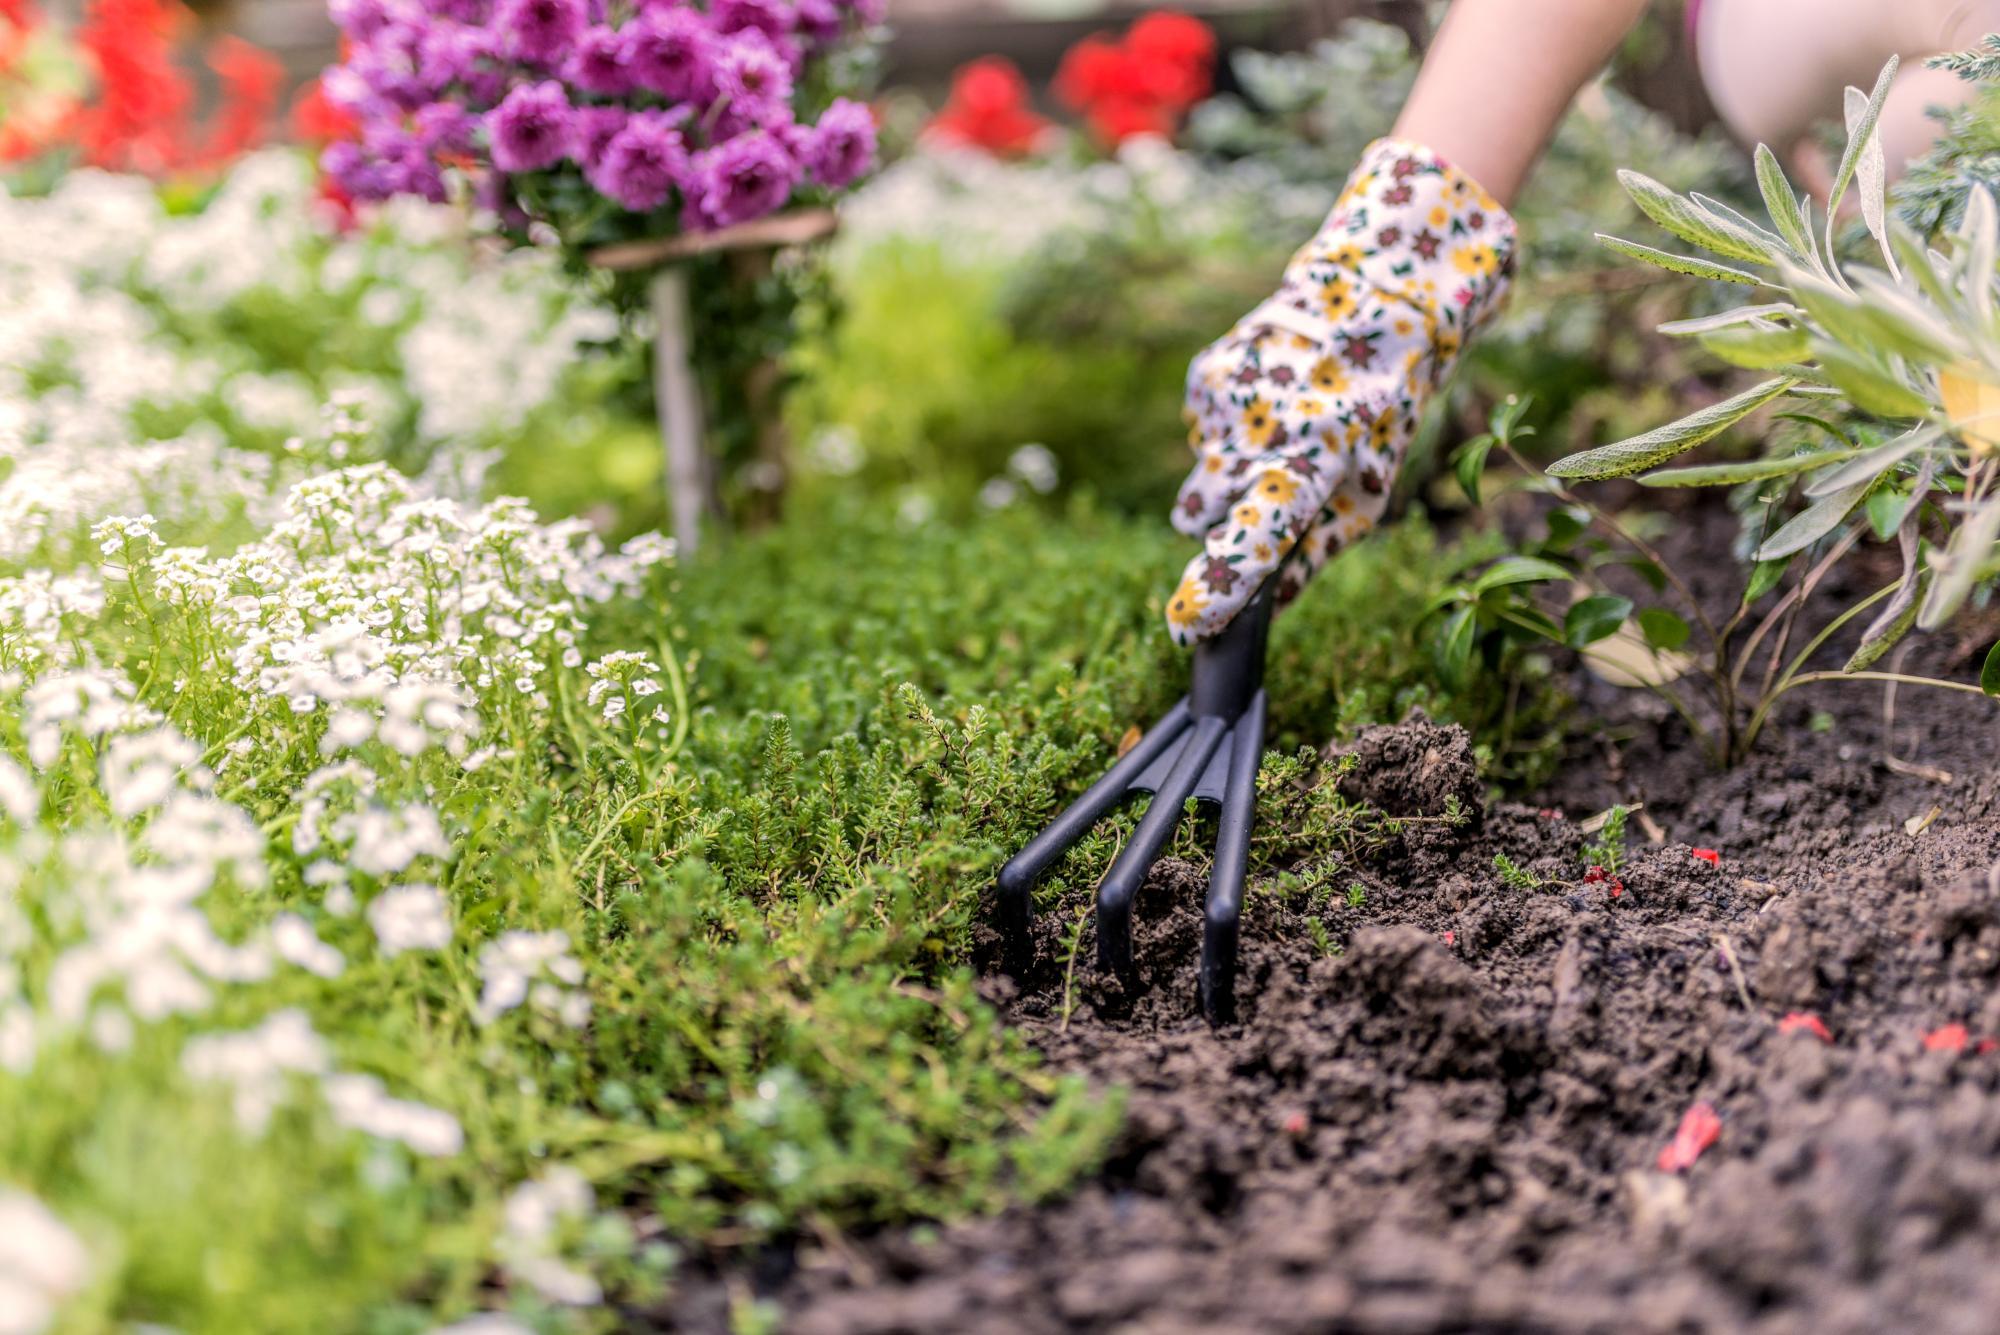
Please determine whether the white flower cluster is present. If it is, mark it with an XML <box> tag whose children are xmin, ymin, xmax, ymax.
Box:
<box><xmin>475</xmin><ymin>930</ymin><xmax>590</xmax><ymax>1028</ymax></box>
<box><xmin>0</xmin><ymin>1190</ymin><xmax>90</xmax><ymax>1335</ymax></box>
<box><xmin>0</xmin><ymin>151</ymin><xmax>614</xmax><ymax>568</ymax></box>
<box><xmin>499</xmin><ymin>1168</ymin><xmax>604</xmax><ymax>1307</ymax></box>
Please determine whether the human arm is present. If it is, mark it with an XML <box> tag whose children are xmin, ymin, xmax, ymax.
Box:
<box><xmin>1164</xmin><ymin>0</ymin><xmax>1652</xmax><ymax>644</ymax></box>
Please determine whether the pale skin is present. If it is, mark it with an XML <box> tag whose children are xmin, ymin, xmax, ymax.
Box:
<box><xmin>1387</xmin><ymin>0</ymin><xmax>1999</xmax><ymax>210</ymax></box>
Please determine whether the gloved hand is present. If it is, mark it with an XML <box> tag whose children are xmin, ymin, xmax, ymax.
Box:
<box><xmin>1165</xmin><ymin>138</ymin><xmax>1518</xmax><ymax>645</ymax></box>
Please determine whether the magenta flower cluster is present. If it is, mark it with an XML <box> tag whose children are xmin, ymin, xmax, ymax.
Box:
<box><xmin>323</xmin><ymin>0</ymin><xmax>882</xmax><ymax>231</ymax></box>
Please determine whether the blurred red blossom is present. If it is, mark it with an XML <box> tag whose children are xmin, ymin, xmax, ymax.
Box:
<box><xmin>925</xmin><ymin>56</ymin><xmax>1050</xmax><ymax>157</ymax></box>
<box><xmin>927</xmin><ymin>9</ymin><xmax>1217</xmax><ymax>156</ymax></box>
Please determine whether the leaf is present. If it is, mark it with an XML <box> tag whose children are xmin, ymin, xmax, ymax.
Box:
<box><xmin>1754</xmin><ymin>479</ymin><xmax>1872</xmax><ymax>560</ymax></box>
<box><xmin>1811</xmin><ymin>342</ymin><xmax>1931</xmax><ymax>418</ymax></box>
<box><xmin>1548</xmin><ymin>377</ymin><xmax>1797</xmax><ymax>480</ymax></box>
<box><xmin>1824</xmin><ymin>56</ymin><xmax>1898</xmax><ymax>232</ymax></box>
<box><xmin>1754</xmin><ymin>143</ymin><xmax>1815</xmax><ymax>261</ymax></box>
<box><xmin>1846</xmin><ymin>85</ymin><xmax>1892</xmax><ymax>270</ymax></box>
<box><xmin>1471</xmin><ymin>556</ymin><xmax>1570</xmax><ymax>594</ymax></box>
<box><xmin>1437</xmin><ymin>604</ymin><xmax>1478</xmax><ymax>688</ymax></box>
<box><xmin>1497</xmin><ymin>605</ymin><xmax>1567</xmax><ymax>644</ymax></box>
<box><xmin>1452</xmin><ymin>433</ymin><xmax>1495</xmax><ymax>506</ymax></box>
<box><xmin>1543</xmin><ymin>506</ymin><xmax>1589</xmax><ymax>552</ymax></box>
<box><xmin>1865</xmin><ymin>486</ymin><xmax>1912</xmax><ymax>540</ymax></box>
<box><xmin>1919</xmin><ymin>493</ymin><xmax>2000</xmax><ymax>628</ymax></box>
<box><xmin>1784</xmin><ymin>263</ymin><xmax>1957</xmax><ymax>365</ymax></box>
<box><xmin>1618</xmin><ymin>170</ymin><xmax>1776</xmax><ymax>263</ymax></box>
<box><xmin>1743</xmin><ymin>554</ymin><xmax>1793</xmax><ymax>606</ymax></box>
<box><xmin>1596</xmin><ymin>234</ymin><xmax>1763</xmax><ymax>286</ymax></box>
<box><xmin>1958</xmin><ymin>187</ymin><xmax>1996</xmax><ymax>330</ymax></box>
<box><xmin>1890</xmin><ymin>222</ymin><xmax>1962</xmax><ymax>314</ymax></box>
<box><xmin>1658</xmin><ymin>303</ymin><xmax>1802</xmax><ymax>337</ymax></box>
<box><xmin>1803</xmin><ymin>427</ymin><xmax>1936</xmax><ymax>497</ymax></box>
<box><xmin>1849</xmin><ymin>523</ymin><xmax>1926</xmax><ymax>671</ymax></box>
<box><xmin>1699</xmin><ymin>322</ymin><xmax>1810</xmax><ymax>369</ymax></box>
<box><xmin>1983</xmin><ymin>640</ymin><xmax>2000</xmax><ymax>696</ymax></box>
<box><xmin>1638</xmin><ymin>447</ymin><xmax>1863</xmax><ymax>488</ymax></box>
<box><xmin>1564</xmin><ymin>595</ymin><xmax>1633</xmax><ymax>647</ymax></box>
<box><xmin>1637</xmin><ymin>607</ymin><xmax>1692</xmax><ymax>651</ymax></box>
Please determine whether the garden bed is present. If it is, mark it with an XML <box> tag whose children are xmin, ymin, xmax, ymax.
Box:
<box><xmin>671</xmin><ymin>512</ymin><xmax>2000</xmax><ymax>1334</ymax></box>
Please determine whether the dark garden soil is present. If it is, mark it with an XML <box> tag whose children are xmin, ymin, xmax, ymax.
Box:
<box><xmin>676</xmin><ymin>503</ymin><xmax>2000</xmax><ymax>1334</ymax></box>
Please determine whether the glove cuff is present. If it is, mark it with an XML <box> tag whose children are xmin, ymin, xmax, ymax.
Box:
<box><xmin>1270</xmin><ymin>137</ymin><xmax>1518</xmax><ymax>345</ymax></box>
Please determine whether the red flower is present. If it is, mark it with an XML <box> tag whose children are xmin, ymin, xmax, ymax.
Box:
<box><xmin>195</xmin><ymin>34</ymin><xmax>282</xmax><ymax>168</ymax></box>
<box><xmin>1128</xmin><ymin>10</ymin><xmax>1215</xmax><ymax>70</ymax></box>
<box><xmin>290</xmin><ymin>77</ymin><xmax>359</xmax><ymax>147</ymax></box>
<box><xmin>1777</xmin><ymin>1012</ymin><xmax>1832</xmax><ymax>1042</ymax></box>
<box><xmin>1691</xmin><ymin>848</ymin><xmax>1721</xmax><ymax>866</ymax></box>
<box><xmin>1053</xmin><ymin>34</ymin><xmax>1125</xmax><ymax>109</ymax></box>
<box><xmin>1051</xmin><ymin>10</ymin><xmax>1216</xmax><ymax>148</ymax></box>
<box><xmin>1084</xmin><ymin>94</ymin><xmax>1174</xmax><ymax>147</ymax></box>
<box><xmin>1656</xmin><ymin>1101</ymin><xmax>1721</xmax><ymax>1173</ymax></box>
<box><xmin>1924</xmin><ymin>1023</ymin><xmax>1969</xmax><ymax>1053</ymax></box>
<box><xmin>925</xmin><ymin>56</ymin><xmax>1049</xmax><ymax>157</ymax></box>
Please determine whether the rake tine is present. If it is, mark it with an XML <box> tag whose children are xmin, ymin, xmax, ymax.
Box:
<box><xmin>1201</xmin><ymin>689</ymin><xmax>1266</xmax><ymax>1025</ymax></box>
<box><xmin>996</xmin><ymin>699</ymin><xmax>1192</xmax><ymax>959</ymax></box>
<box><xmin>1096</xmin><ymin>714</ymin><xmax>1229</xmax><ymax>974</ymax></box>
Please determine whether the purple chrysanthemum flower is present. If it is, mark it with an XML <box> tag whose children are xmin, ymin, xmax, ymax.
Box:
<box><xmin>687</xmin><ymin>130</ymin><xmax>799</xmax><ymax>229</ymax></box>
<box><xmin>566</xmin><ymin>24</ymin><xmax>633</xmax><ymax>95</ymax></box>
<box><xmin>487</xmin><ymin>80</ymin><xmax>574</xmax><ymax>172</ymax></box>
<box><xmin>712</xmin><ymin>0</ymin><xmax>792</xmax><ymax>44</ymax></box>
<box><xmin>805</xmin><ymin>97</ymin><xmax>875</xmax><ymax>188</ymax></box>
<box><xmin>416</xmin><ymin>24</ymin><xmax>484</xmax><ymax>96</ymax></box>
<box><xmin>625</xmin><ymin>7</ymin><xmax>716</xmax><ymax>103</ymax></box>
<box><xmin>794</xmin><ymin>0</ymin><xmax>843</xmax><ymax>43</ymax></box>
<box><xmin>421</xmin><ymin>0</ymin><xmax>489</xmax><ymax>20</ymax></box>
<box><xmin>494</xmin><ymin>0</ymin><xmax>586</xmax><ymax>65</ymax></box>
<box><xmin>330</xmin><ymin>0</ymin><xmax>393</xmax><ymax>41</ymax></box>
<box><xmin>414</xmin><ymin>100</ymin><xmax>478</xmax><ymax>155</ymax></box>
<box><xmin>569</xmin><ymin>105</ymin><xmax>629</xmax><ymax>173</ymax></box>
<box><xmin>713</xmin><ymin>32</ymin><xmax>794</xmax><ymax>131</ymax></box>
<box><xmin>591</xmin><ymin>110</ymin><xmax>688</xmax><ymax>213</ymax></box>
<box><xmin>323</xmin><ymin>140</ymin><xmax>396</xmax><ymax>202</ymax></box>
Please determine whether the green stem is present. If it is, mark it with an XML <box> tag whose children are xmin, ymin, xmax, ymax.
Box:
<box><xmin>1743</xmin><ymin>669</ymin><xmax>1993</xmax><ymax>754</ymax></box>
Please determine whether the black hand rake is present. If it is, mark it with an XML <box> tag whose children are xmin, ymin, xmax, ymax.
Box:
<box><xmin>997</xmin><ymin>581</ymin><xmax>1274</xmax><ymax>1024</ymax></box>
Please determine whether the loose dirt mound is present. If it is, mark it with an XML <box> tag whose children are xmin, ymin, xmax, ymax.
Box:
<box><xmin>725</xmin><ymin>687</ymin><xmax>2000</xmax><ymax>1335</ymax></box>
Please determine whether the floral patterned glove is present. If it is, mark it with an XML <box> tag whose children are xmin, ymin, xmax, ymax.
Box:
<box><xmin>1165</xmin><ymin>138</ymin><xmax>1518</xmax><ymax>645</ymax></box>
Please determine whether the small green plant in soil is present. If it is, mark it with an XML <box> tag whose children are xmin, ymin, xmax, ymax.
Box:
<box><xmin>1443</xmin><ymin>58</ymin><xmax>2000</xmax><ymax>766</ymax></box>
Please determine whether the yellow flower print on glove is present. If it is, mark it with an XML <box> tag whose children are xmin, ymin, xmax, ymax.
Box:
<box><xmin>1165</xmin><ymin>138</ymin><xmax>1518</xmax><ymax>646</ymax></box>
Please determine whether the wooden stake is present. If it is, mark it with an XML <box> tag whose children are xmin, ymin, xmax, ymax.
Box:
<box><xmin>649</xmin><ymin>266</ymin><xmax>711</xmax><ymax>555</ymax></box>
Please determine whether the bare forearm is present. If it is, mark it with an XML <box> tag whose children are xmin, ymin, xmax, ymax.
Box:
<box><xmin>1392</xmin><ymin>0</ymin><xmax>1652</xmax><ymax>205</ymax></box>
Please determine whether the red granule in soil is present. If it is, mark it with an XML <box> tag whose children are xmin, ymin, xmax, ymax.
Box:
<box><xmin>1657</xmin><ymin>1101</ymin><xmax>1722</xmax><ymax>1174</ymax></box>
<box><xmin>1281</xmin><ymin>1110</ymin><xmax>1308</xmax><ymax>1136</ymax></box>
<box><xmin>1923</xmin><ymin>1024</ymin><xmax>1969</xmax><ymax>1052</ymax></box>
<box><xmin>1692</xmin><ymin>848</ymin><xmax>1721</xmax><ymax>866</ymax></box>
<box><xmin>1979</xmin><ymin>1039</ymin><xmax>1999</xmax><ymax>1056</ymax></box>
<box><xmin>1584</xmin><ymin>866</ymin><xmax>1606</xmax><ymax>883</ymax></box>
<box><xmin>1441</xmin><ymin>931</ymin><xmax>1455</xmax><ymax>947</ymax></box>
<box><xmin>1778</xmin><ymin>1012</ymin><xmax>1832</xmax><ymax>1042</ymax></box>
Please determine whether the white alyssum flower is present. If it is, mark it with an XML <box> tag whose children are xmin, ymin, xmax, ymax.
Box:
<box><xmin>475</xmin><ymin>931</ymin><xmax>589</xmax><ymax>1027</ymax></box>
<box><xmin>0</xmin><ymin>1190</ymin><xmax>90</xmax><ymax>1335</ymax></box>
<box><xmin>366</xmin><ymin>885</ymin><xmax>453</xmax><ymax>957</ymax></box>
<box><xmin>499</xmin><ymin>1168</ymin><xmax>603</xmax><ymax>1307</ymax></box>
<box><xmin>321</xmin><ymin>1073</ymin><xmax>464</xmax><ymax>1158</ymax></box>
<box><xmin>181</xmin><ymin>1008</ymin><xmax>332</xmax><ymax>1132</ymax></box>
